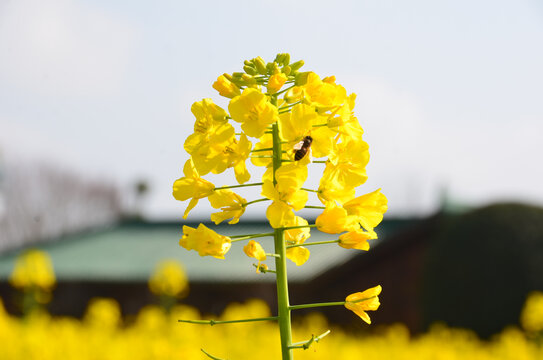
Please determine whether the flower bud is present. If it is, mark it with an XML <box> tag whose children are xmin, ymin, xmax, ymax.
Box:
<box><xmin>243</xmin><ymin>65</ymin><xmax>257</xmax><ymax>75</ymax></box>
<box><xmin>212</xmin><ymin>75</ymin><xmax>241</xmax><ymax>98</ymax></box>
<box><xmin>274</xmin><ymin>53</ymin><xmax>285</xmax><ymax>64</ymax></box>
<box><xmin>254</xmin><ymin>56</ymin><xmax>267</xmax><ymax>74</ymax></box>
<box><xmin>242</xmin><ymin>73</ymin><xmax>257</xmax><ymax>85</ymax></box>
<box><xmin>283</xmin><ymin>53</ymin><xmax>290</xmax><ymax>66</ymax></box>
<box><xmin>281</xmin><ymin>65</ymin><xmax>291</xmax><ymax>75</ymax></box>
<box><xmin>289</xmin><ymin>60</ymin><xmax>305</xmax><ymax>72</ymax></box>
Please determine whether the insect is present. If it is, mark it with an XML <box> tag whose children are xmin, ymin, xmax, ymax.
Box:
<box><xmin>294</xmin><ymin>136</ymin><xmax>313</xmax><ymax>161</ymax></box>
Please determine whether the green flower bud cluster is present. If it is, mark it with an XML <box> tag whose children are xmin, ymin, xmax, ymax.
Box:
<box><xmin>227</xmin><ymin>53</ymin><xmax>305</xmax><ymax>88</ymax></box>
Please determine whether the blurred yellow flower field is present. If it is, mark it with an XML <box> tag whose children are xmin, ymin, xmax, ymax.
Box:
<box><xmin>1</xmin><ymin>297</ymin><xmax>541</xmax><ymax>360</ymax></box>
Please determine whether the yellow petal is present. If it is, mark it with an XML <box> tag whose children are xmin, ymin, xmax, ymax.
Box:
<box><xmin>286</xmin><ymin>246</ymin><xmax>310</xmax><ymax>266</ymax></box>
<box><xmin>266</xmin><ymin>201</ymin><xmax>295</xmax><ymax>229</ymax></box>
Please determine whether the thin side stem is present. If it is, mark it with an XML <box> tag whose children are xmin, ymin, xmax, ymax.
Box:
<box><xmin>244</xmin><ymin>198</ymin><xmax>270</xmax><ymax>207</ymax></box>
<box><xmin>178</xmin><ymin>316</ymin><xmax>278</xmax><ymax>325</ymax></box>
<box><xmin>289</xmin><ymin>301</ymin><xmax>345</xmax><ymax>311</ymax></box>
<box><xmin>230</xmin><ymin>232</ymin><xmax>275</xmax><ymax>242</ymax></box>
<box><xmin>304</xmin><ymin>205</ymin><xmax>325</xmax><ymax>209</ymax></box>
<box><xmin>287</xmin><ymin>239</ymin><xmax>339</xmax><ymax>248</ymax></box>
<box><xmin>282</xmin><ymin>224</ymin><xmax>317</xmax><ymax>230</ymax></box>
<box><xmin>301</xmin><ymin>188</ymin><xmax>318</xmax><ymax>193</ymax></box>
<box><xmin>214</xmin><ymin>182</ymin><xmax>263</xmax><ymax>191</ymax></box>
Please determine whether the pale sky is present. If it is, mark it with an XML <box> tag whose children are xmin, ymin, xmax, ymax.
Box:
<box><xmin>1</xmin><ymin>0</ymin><xmax>542</xmax><ymax>220</ymax></box>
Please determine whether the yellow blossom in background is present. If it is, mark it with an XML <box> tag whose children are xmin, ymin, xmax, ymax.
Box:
<box><xmin>521</xmin><ymin>291</ymin><xmax>543</xmax><ymax>334</ymax></box>
<box><xmin>84</xmin><ymin>297</ymin><xmax>122</xmax><ymax>329</ymax></box>
<box><xmin>172</xmin><ymin>159</ymin><xmax>215</xmax><ymax>218</ymax></box>
<box><xmin>229</xmin><ymin>88</ymin><xmax>279</xmax><ymax>138</ymax></box>
<box><xmin>345</xmin><ymin>285</ymin><xmax>382</xmax><ymax>324</ymax></box>
<box><xmin>9</xmin><ymin>249</ymin><xmax>56</xmax><ymax>293</ymax></box>
<box><xmin>212</xmin><ymin>74</ymin><xmax>241</xmax><ymax>98</ymax></box>
<box><xmin>148</xmin><ymin>260</ymin><xmax>189</xmax><ymax>298</ymax></box>
<box><xmin>180</xmin><ymin>224</ymin><xmax>231</xmax><ymax>259</ymax></box>
<box><xmin>208</xmin><ymin>189</ymin><xmax>247</xmax><ymax>225</ymax></box>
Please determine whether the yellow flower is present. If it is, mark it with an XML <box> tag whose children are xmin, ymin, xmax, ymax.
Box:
<box><xmin>278</xmin><ymin>104</ymin><xmax>337</xmax><ymax>161</ymax></box>
<box><xmin>278</xmin><ymin>104</ymin><xmax>315</xmax><ymax>144</ymax></box>
<box><xmin>9</xmin><ymin>249</ymin><xmax>56</xmax><ymax>291</ymax></box>
<box><xmin>285</xmin><ymin>216</ymin><xmax>311</xmax><ymax>266</ymax></box>
<box><xmin>267</xmin><ymin>73</ymin><xmax>288</xmax><ymax>94</ymax></box>
<box><xmin>261</xmin><ymin>163</ymin><xmax>308</xmax><ymax>211</ymax></box>
<box><xmin>172</xmin><ymin>159</ymin><xmax>215</xmax><ymax>219</ymax></box>
<box><xmin>148</xmin><ymin>260</ymin><xmax>189</xmax><ymax>298</ymax></box>
<box><xmin>338</xmin><ymin>230</ymin><xmax>376</xmax><ymax>250</ymax></box>
<box><xmin>345</xmin><ymin>285</ymin><xmax>382</xmax><ymax>324</ymax></box>
<box><xmin>243</xmin><ymin>240</ymin><xmax>267</xmax><ymax>272</ymax></box>
<box><xmin>229</xmin><ymin>133</ymin><xmax>252</xmax><ymax>184</ymax></box>
<box><xmin>319</xmin><ymin>139</ymin><xmax>369</xmax><ymax>198</ymax></box>
<box><xmin>317</xmin><ymin>184</ymin><xmax>355</xmax><ymax>205</ymax></box>
<box><xmin>191</xmin><ymin>98</ymin><xmax>228</xmax><ymax>132</ymax></box>
<box><xmin>180</xmin><ymin>224</ymin><xmax>231</xmax><ymax>259</ymax></box>
<box><xmin>184</xmin><ymin>122</ymin><xmax>236</xmax><ymax>176</ymax></box>
<box><xmin>302</xmin><ymin>72</ymin><xmax>347</xmax><ymax>108</ymax></box>
<box><xmin>208</xmin><ymin>189</ymin><xmax>247</xmax><ymax>225</ymax></box>
<box><xmin>520</xmin><ymin>291</ymin><xmax>543</xmax><ymax>333</ymax></box>
<box><xmin>343</xmin><ymin>189</ymin><xmax>388</xmax><ymax>233</ymax></box>
<box><xmin>250</xmin><ymin>133</ymin><xmax>275</xmax><ymax>167</ymax></box>
<box><xmin>266</xmin><ymin>201</ymin><xmax>295</xmax><ymax>229</ymax></box>
<box><xmin>213</xmin><ymin>74</ymin><xmax>241</xmax><ymax>98</ymax></box>
<box><xmin>315</xmin><ymin>204</ymin><xmax>358</xmax><ymax>234</ymax></box>
<box><xmin>228</xmin><ymin>88</ymin><xmax>279</xmax><ymax>138</ymax></box>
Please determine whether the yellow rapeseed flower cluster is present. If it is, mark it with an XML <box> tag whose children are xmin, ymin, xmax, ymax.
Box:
<box><xmin>172</xmin><ymin>53</ymin><xmax>387</xmax><ymax>268</ymax></box>
<box><xmin>173</xmin><ymin>54</ymin><xmax>388</xmax><ymax>332</ymax></box>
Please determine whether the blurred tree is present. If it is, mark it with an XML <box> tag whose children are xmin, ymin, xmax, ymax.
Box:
<box><xmin>422</xmin><ymin>203</ymin><xmax>543</xmax><ymax>337</ymax></box>
<box><xmin>0</xmin><ymin>162</ymin><xmax>121</xmax><ymax>252</ymax></box>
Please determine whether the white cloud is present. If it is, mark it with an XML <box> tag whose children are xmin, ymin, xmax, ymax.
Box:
<box><xmin>0</xmin><ymin>0</ymin><xmax>138</xmax><ymax>97</ymax></box>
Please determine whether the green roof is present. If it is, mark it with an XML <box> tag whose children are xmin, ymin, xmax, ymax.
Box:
<box><xmin>0</xmin><ymin>219</ymin><xmax>415</xmax><ymax>283</ymax></box>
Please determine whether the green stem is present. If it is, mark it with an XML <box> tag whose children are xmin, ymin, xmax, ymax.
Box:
<box><xmin>230</xmin><ymin>232</ymin><xmax>275</xmax><ymax>242</ymax></box>
<box><xmin>289</xmin><ymin>330</ymin><xmax>331</xmax><ymax>350</ymax></box>
<box><xmin>312</xmin><ymin>160</ymin><xmax>327</xmax><ymax>164</ymax></box>
<box><xmin>289</xmin><ymin>301</ymin><xmax>345</xmax><ymax>311</ymax></box>
<box><xmin>178</xmin><ymin>316</ymin><xmax>278</xmax><ymax>325</ymax></box>
<box><xmin>251</xmin><ymin>155</ymin><xmax>274</xmax><ymax>158</ymax></box>
<box><xmin>244</xmin><ymin>198</ymin><xmax>270</xmax><ymax>207</ymax></box>
<box><xmin>287</xmin><ymin>239</ymin><xmax>339</xmax><ymax>248</ymax></box>
<box><xmin>301</xmin><ymin>188</ymin><xmax>318</xmax><ymax>193</ymax></box>
<box><xmin>278</xmin><ymin>100</ymin><xmax>302</xmax><ymax>110</ymax></box>
<box><xmin>290</xmin><ymin>296</ymin><xmax>377</xmax><ymax>311</ymax></box>
<box><xmin>271</xmin><ymin>96</ymin><xmax>293</xmax><ymax>360</ymax></box>
<box><xmin>282</xmin><ymin>224</ymin><xmax>317</xmax><ymax>230</ymax></box>
<box><xmin>274</xmin><ymin>84</ymin><xmax>295</xmax><ymax>96</ymax></box>
<box><xmin>251</xmin><ymin>147</ymin><xmax>274</xmax><ymax>152</ymax></box>
<box><xmin>304</xmin><ymin>205</ymin><xmax>325</xmax><ymax>209</ymax></box>
<box><xmin>201</xmin><ymin>349</ymin><xmax>226</xmax><ymax>360</ymax></box>
<box><xmin>214</xmin><ymin>182</ymin><xmax>263</xmax><ymax>190</ymax></box>
<box><xmin>312</xmin><ymin>123</ymin><xmax>328</xmax><ymax>127</ymax></box>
